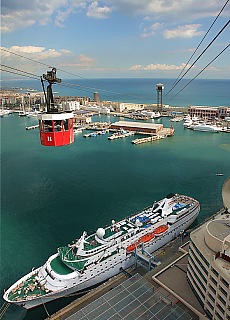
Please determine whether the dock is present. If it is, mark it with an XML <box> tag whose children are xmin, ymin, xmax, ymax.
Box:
<box><xmin>83</xmin><ymin>130</ymin><xmax>107</xmax><ymax>138</ymax></box>
<box><xmin>108</xmin><ymin>131</ymin><xmax>134</xmax><ymax>140</ymax></box>
<box><xmin>132</xmin><ymin>135</ymin><xmax>161</xmax><ymax>144</ymax></box>
<box><xmin>25</xmin><ymin>125</ymin><xmax>39</xmax><ymax>130</ymax></box>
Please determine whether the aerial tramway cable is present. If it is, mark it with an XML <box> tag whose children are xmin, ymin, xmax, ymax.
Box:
<box><xmin>167</xmin><ymin>43</ymin><xmax>230</xmax><ymax>102</ymax></box>
<box><xmin>167</xmin><ymin>0</ymin><xmax>230</xmax><ymax>95</ymax></box>
<box><xmin>165</xmin><ymin>19</ymin><xmax>230</xmax><ymax>98</ymax></box>
<box><xmin>1</xmin><ymin>48</ymin><xmax>153</xmax><ymax>102</ymax></box>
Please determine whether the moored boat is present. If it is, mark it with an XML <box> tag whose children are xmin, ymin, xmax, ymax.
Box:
<box><xmin>192</xmin><ymin>123</ymin><xmax>221</xmax><ymax>132</ymax></box>
<box><xmin>3</xmin><ymin>192</ymin><xmax>200</xmax><ymax>309</ymax></box>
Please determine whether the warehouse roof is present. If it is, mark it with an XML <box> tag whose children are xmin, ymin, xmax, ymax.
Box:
<box><xmin>111</xmin><ymin>121</ymin><xmax>163</xmax><ymax>129</ymax></box>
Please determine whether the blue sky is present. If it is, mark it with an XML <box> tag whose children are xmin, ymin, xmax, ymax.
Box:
<box><xmin>1</xmin><ymin>0</ymin><xmax>230</xmax><ymax>79</ymax></box>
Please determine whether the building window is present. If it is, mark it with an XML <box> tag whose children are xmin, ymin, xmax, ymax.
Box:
<box><xmin>210</xmin><ymin>276</ymin><xmax>217</xmax><ymax>286</ymax></box>
<box><xmin>218</xmin><ymin>294</ymin><xmax>226</xmax><ymax>306</ymax></box>
<box><xmin>215</xmin><ymin>311</ymin><xmax>224</xmax><ymax>320</ymax></box>
<box><xmin>208</xmin><ymin>284</ymin><xmax>216</xmax><ymax>295</ymax></box>
<box><xmin>219</xmin><ymin>286</ymin><xmax>228</xmax><ymax>297</ymax></box>
<box><xmin>217</xmin><ymin>303</ymin><xmax>225</xmax><ymax>315</ymax></box>
<box><xmin>207</xmin><ymin>300</ymin><xmax>214</xmax><ymax>310</ymax></box>
<box><xmin>220</xmin><ymin>276</ymin><xmax>229</xmax><ymax>288</ymax></box>
<box><xmin>211</xmin><ymin>267</ymin><xmax>219</xmax><ymax>277</ymax></box>
<box><xmin>208</xmin><ymin>293</ymin><xmax>215</xmax><ymax>303</ymax></box>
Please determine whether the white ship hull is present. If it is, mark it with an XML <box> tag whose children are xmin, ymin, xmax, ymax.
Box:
<box><xmin>4</xmin><ymin>194</ymin><xmax>200</xmax><ymax>309</ymax></box>
<box><xmin>192</xmin><ymin>124</ymin><xmax>221</xmax><ymax>132</ymax></box>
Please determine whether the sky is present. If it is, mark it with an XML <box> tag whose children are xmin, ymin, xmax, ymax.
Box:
<box><xmin>1</xmin><ymin>0</ymin><xmax>230</xmax><ymax>79</ymax></box>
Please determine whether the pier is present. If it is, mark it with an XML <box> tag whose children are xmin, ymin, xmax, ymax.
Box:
<box><xmin>132</xmin><ymin>135</ymin><xmax>161</xmax><ymax>144</ymax></box>
<box><xmin>108</xmin><ymin>131</ymin><xmax>134</xmax><ymax>140</ymax></box>
<box><xmin>25</xmin><ymin>124</ymin><xmax>39</xmax><ymax>130</ymax></box>
<box><xmin>83</xmin><ymin>130</ymin><xmax>107</xmax><ymax>137</ymax></box>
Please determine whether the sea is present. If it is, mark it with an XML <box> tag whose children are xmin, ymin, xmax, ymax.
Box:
<box><xmin>0</xmin><ymin>78</ymin><xmax>230</xmax><ymax>320</ymax></box>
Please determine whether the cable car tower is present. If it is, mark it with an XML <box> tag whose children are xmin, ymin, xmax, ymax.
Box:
<box><xmin>37</xmin><ymin>68</ymin><xmax>74</xmax><ymax>146</ymax></box>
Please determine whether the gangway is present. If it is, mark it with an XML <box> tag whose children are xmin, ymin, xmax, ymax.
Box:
<box><xmin>133</xmin><ymin>243</ymin><xmax>161</xmax><ymax>271</ymax></box>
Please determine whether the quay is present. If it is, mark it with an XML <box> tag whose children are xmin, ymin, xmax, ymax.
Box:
<box><xmin>108</xmin><ymin>131</ymin><xmax>134</xmax><ymax>140</ymax></box>
<box><xmin>83</xmin><ymin>130</ymin><xmax>107</xmax><ymax>138</ymax></box>
<box><xmin>132</xmin><ymin>135</ymin><xmax>162</xmax><ymax>144</ymax></box>
<box><xmin>25</xmin><ymin>125</ymin><xmax>39</xmax><ymax>130</ymax></box>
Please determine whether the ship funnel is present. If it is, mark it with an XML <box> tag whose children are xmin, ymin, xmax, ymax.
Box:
<box><xmin>222</xmin><ymin>176</ymin><xmax>230</xmax><ymax>212</ymax></box>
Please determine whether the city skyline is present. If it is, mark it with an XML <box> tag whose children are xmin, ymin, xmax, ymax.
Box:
<box><xmin>1</xmin><ymin>0</ymin><xmax>230</xmax><ymax>79</ymax></box>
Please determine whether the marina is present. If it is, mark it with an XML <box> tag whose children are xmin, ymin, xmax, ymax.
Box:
<box><xmin>1</xmin><ymin>78</ymin><xmax>230</xmax><ymax>320</ymax></box>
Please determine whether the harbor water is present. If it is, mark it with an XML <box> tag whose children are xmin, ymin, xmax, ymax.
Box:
<box><xmin>1</xmin><ymin>78</ymin><xmax>230</xmax><ymax>320</ymax></box>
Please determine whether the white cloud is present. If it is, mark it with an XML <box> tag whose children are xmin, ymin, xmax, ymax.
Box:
<box><xmin>2</xmin><ymin>0</ymin><xmax>229</xmax><ymax>33</ymax></box>
<box><xmin>129</xmin><ymin>63</ymin><xmax>192</xmax><ymax>71</ymax></box>
<box><xmin>61</xmin><ymin>54</ymin><xmax>96</xmax><ymax>67</ymax></box>
<box><xmin>108</xmin><ymin>0</ymin><xmax>230</xmax><ymax>20</ymax></box>
<box><xmin>140</xmin><ymin>21</ymin><xmax>164</xmax><ymax>38</ymax></box>
<box><xmin>1</xmin><ymin>45</ymin><xmax>72</xmax><ymax>61</ymax></box>
<box><xmin>86</xmin><ymin>1</ymin><xmax>112</xmax><ymax>19</ymax></box>
<box><xmin>164</xmin><ymin>24</ymin><xmax>204</xmax><ymax>39</ymax></box>
<box><xmin>1</xmin><ymin>0</ymin><xmax>87</xmax><ymax>33</ymax></box>
<box><xmin>10</xmin><ymin>46</ymin><xmax>45</xmax><ymax>53</ymax></box>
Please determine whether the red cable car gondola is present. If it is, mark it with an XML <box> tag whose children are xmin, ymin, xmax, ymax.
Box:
<box><xmin>38</xmin><ymin>68</ymin><xmax>74</xmax><ymax>147</ymax></box>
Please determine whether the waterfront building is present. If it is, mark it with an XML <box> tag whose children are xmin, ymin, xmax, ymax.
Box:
<box><xmin>110</xmin><ymin>121</ymin><xmax>163</xmax><ymax>134</ymax></box>
<box><xmin>81</xmin><ymin>105</ymin><xmax>110</xmax><ymax>114</ymax></box>
<box><xmin>61</xmin><ymin>100</ymin><xmax>80</xmax><ymax>111</ymax></box>
<box><xmin>73</xmin><ymin>114</ymin><xmax>92</xmax><ymax>125</ymax></box>
<box><xmin>187</xmin><ymin>212</ymin><xmax>230</xmax><ymax>320</ymax></box>
<box><xmin>188</xmin><ymin>106</ymin><xmax>230</xmax><ymax>119</ymax></box>
<box><xmin>116</xmin><ymin>102</ymin><xmax>145</xmax><ymax>113</ymax></box>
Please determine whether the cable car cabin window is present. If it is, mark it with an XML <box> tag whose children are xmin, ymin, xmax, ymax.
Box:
<box><xmin>54</xmin><ymin>120</ymin><xmax>62</xmax><ymax>132</ymax></box>
<box><xmin>64</xmin><ymin>119</ymin><xmax>72</xmax><ymax>130</ymax></box>
<box><xmin>44</xmin><ymin>120</ymin><xmax>53</xmax><ymax>132</ymax></box>
<box><xmin>63</xmin><ymin>119</ymin><xmax>69</xmax><ymax>130</ymax></box>
<box><xmin>39</xmin><ymin>120</ymin><xmax>43</xmax><ymax>131</ymax></box>
<box><xmin>69</xmin><ymin>118</ymin><xmax>73</xmax><ymax>129</ymax></box>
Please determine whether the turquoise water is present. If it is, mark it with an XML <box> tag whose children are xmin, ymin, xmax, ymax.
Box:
<box><xmin>1</xmin><ymin>79</ymin><xmax>230</xmax><ymax>320</ymax></box>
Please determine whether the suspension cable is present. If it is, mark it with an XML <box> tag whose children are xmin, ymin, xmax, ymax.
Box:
<box><xmin>165</xmin><ymin>19</ymin><xmax>230</xmax><ymax>97</ymax></box>
<box><xmin>167</xmin><ymin>43</ymin><xmax>230</xmax><ymax>102</ymax></box>
<box><xmin>168</xmin><ymin>0</ymin><xmax>230</xmax><ymax>92</ymax></box>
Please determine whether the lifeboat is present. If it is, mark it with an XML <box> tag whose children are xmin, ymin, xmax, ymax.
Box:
<box><xmin>126</xmin><ymin>244</ymin><xmax>137</xmax><ymax>252</ymax></box>
<box><xmin>154</xmin><ymin>225</ymin><xmax>168</xmax><ymax>236</ymax></box>
<box><xmin>126</xmin><ymin>232</ymin><xmax>155</xmax><ymax>252</ymax></box>
<box><xmin>138</xmin><ymin>233</ymin><xmax>155</xmax><ymax>244</ymax></box>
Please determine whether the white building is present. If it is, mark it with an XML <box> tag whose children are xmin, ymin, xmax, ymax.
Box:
<box><xmin>62</xmin><ymin>101</ymin><xmax>80</xmax><ymax>111</ymax></box>
<box><xmin>187</xmin><ymin>211</ymin><xmax>230</xmax><ymax>320</ymax></box>
<box><xmin>81</xmin><ymin>105</ymin><xmax>110</xmax><ymax>114</ymax></box>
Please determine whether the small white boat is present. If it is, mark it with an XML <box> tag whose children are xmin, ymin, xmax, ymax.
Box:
<box><xmin>193</xmin><ymin>124</ymin><xmax>221</xmax><ymax>132</ymax></box>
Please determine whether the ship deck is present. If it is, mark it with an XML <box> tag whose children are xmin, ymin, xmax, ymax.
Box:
<box><xmin>8</xmin><ymin>273</ymin><xmax>47</xmax><ymax>302</ymax></box>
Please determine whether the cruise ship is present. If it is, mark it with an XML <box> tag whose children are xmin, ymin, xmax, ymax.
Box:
<box><xmin>3</xmin><ymin>193</ymin><xmax>200</xmax><ymax>309</ymax></box>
